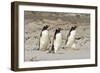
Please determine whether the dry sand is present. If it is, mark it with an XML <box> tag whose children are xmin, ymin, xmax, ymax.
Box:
<box><xmin>24</xmin><ymin>11</ymin><xmax>90</xmax><ymax>61</ymax></box>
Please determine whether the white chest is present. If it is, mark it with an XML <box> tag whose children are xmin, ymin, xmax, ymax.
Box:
<box><xmin>66</xmin><ymin>30</ymin><xmax>76</xmax><ymax>47</ymax></box>
<box><xmin>41</xmin><ymin>30</ymin><xmax>49</xmax><ymax>40</ymax></box>
<box><xmin>54</xmin><ymin>33</ymin><xmax>62</xmax><ymax>48</ymax></box>
<box><xmin>55</xmin><ymin>33</ymin><xmax>62</xmax><ymax>42</ymax></box>
<box><xmin>42</xmin><ymin>30</ymin><xmax>48</xmax><ymax>38</ymax></box>
<box><xmin>69</xmin><ymin>30</ymin><xmax>76</xmax><ymax>40</ymax></box>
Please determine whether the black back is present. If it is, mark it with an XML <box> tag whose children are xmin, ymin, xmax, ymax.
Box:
<box><xmin>65</xmin><ymin>26</ymin><xmax>77</xmax><ymax>44</ymax></box>
<box><xmin>54</xmin><ymin>28</ymin><xmax>61</xmax><ymax>39</ymax></box>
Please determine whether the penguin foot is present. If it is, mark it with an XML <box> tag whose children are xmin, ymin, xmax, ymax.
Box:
<box><xmin>37</xmin><ymin>48</ymin><xmax>40</xmax><ymax>50</ymax></box>
<box><xmin>52</xmin><ymin>51</ymin><xmax>56</xmax><ymax>54</ymax></box>
<box><xmin>48</xmin><ymin>50</ymin><xmax>55</xmax><ymax>54</ymax></box>
<box><xmin>62</xmin><ymin>47</ymin><xmax>65</xmax><ymax>49</ymax></box>
<box><xmin>48</xmin><ymin>50</ymin><xmax>52</xmax><ymax>53</ymax></box>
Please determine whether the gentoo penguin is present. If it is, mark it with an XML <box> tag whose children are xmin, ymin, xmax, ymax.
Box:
<box><xmin>65</xmin><ymin>26</ymin><xmax>77</xmax><ymax>48</ymax></box>
<box><xmin>49</xmin><ymin>28</ymin><xmax>62</xmax><ymax>53</ymax></box>
<box><xmin>38</xmin><ymin>25</ymin><xmax>50</xmax><ymax>51</ymax></box>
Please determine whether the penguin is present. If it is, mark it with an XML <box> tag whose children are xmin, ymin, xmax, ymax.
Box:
<box><xmin>38</xmin><ymin>25</ymin><xmax>50</xmax><ymax>51</ymax></box>
<box><xmin>65</xmin><ymin>26</ymin><xmax>77</xmax><ymax>48</ymax></box>
<box><xmin>49</xmin><ymin>28</ymin><xmax>62</xmax><ymax>53</ymax></box>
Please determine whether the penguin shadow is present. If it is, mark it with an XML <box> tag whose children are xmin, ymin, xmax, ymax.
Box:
<box><xmin>48</xmin><ymin>50</ymin><xmax>64</xmax><ymax>54</ymax></box>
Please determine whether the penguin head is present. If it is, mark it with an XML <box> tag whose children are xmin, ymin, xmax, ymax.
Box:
<box><xmin>58</xmin><ymin>28</ymin><xmax>61</xmax><ymax>32</ymax></box>
<box><xmin>71</xmin><ymin>25</ymin><xmax>77</xmax><ymax>30</ymax></box>
<box><xmin>42</xmin><ymin>25</ymin><xmax>49</xmax><ymax>30</ymax></box>
<box><xmin>56</xmin><ymin>28</ymin><xmax>61</xmax><ymax>33</ymax></box>
<box><xmin>45</xmin><ymin>25</ymin><xmax>49</xmax><ymax>29</ymax></box>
